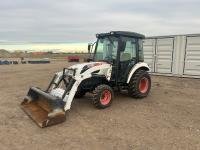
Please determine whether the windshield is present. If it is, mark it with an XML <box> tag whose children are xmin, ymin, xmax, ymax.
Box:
<box><xmin>94</xmin><ymin>37</ymin><xmax>118</xmax><ymax>62</ymax></box>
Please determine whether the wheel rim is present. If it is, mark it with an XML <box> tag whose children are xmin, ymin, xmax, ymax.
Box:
<box><xmin>139</xmin><ymin>77</ymin><xmax>149</xmax><ymax>93</ymax></box>
<box><xmin>100</xmin><ymin>90</ymin><xmax>111</xmax><ymax>105</ymax></box>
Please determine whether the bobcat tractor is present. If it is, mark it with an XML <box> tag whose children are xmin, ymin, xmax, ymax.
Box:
<box><xmin>21</xmin><ymin>31</ymin><xmax>151</xmax><ymax>127</ymax></box>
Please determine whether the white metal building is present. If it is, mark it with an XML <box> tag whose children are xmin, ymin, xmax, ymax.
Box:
<box><xmin>143</xmin><ymin>34</ymin><xmax>200</xmax><ymax>78</ymax></box>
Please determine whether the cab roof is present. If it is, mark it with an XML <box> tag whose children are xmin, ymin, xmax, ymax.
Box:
<box><xmin>96</xmin><ymin>31</ymin><xmax>145</xmax><ymax>39</ymax></box>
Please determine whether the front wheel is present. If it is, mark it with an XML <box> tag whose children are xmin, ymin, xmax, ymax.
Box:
<box><xmin>92</xmin><ymin>84</ymin><xmax>114</xmax><ymax>109</ymax></box>
<box><xmin>128</xmin><ymin>70</ymin><xmax>151</xmax><ymax>98</ymax></box>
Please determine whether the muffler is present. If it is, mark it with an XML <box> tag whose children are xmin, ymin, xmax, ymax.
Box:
<box><xmin>21</xmin><ymin>87</ymin><xmax>66</xmax><ymax>128</ymax></box>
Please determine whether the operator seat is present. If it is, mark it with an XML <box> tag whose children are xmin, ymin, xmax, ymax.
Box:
<box><xmin>120</xmin><ymin>53</ymin><xmax>131</xmax><ymax>61</ymax></box>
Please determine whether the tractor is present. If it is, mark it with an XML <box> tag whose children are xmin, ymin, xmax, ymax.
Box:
<box><xmin>21</xmin><ymin>31</ymin><xmax>151</xmax><ymax>127</ymax></box>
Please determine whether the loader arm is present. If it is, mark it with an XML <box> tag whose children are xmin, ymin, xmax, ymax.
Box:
<box><xmin>62</xmin><ymin>63</ymin><xmax>112</xmax><ymax>111</ymax></box>
<box><xmin>21</xmin><ymin>63</ymin><xmax>112</xmax><ymax>127</ymax></box>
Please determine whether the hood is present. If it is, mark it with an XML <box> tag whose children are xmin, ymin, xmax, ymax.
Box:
<box><xmin>68</xmin><ymin>61</ymin><xmax>109</xmax><ymax>75</ymax></box>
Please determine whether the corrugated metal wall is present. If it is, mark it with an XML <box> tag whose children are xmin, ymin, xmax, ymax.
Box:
<box><xmin>143</xmin><ymin>34</ymin><xmax>200</xmax><ymax>78</ymax></box>
<box><xmin>184</xmin><ymin>36</ymin><xmax>200</xmax><ymax>76</ymax></box>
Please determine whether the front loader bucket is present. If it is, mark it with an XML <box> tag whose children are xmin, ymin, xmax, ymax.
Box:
<box><xmin>21</xmin><ymin>87</ymin><xmax>66</xmax><ymax>128</ymax></box>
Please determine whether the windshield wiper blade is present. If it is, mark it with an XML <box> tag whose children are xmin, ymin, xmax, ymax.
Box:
<box><xmin>108</xmin><ymin>37</ymin><xmax>116</xmax><ymax>48</ymax></box>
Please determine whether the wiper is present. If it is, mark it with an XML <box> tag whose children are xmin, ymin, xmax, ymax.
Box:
<box><xmin>108</xmin><ymin>37</ymin><xmax>116</xmax><ymax>48</ymax></box>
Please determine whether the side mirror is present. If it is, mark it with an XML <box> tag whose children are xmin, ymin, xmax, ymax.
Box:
<box><xmin>119</xmin><ymin>41</ymin><xmax>126</xmax><ymax>52</ymax></box>
<box><xmin>88</xmin><ymin>43</ymin><xmax>92</xmax><ymax>53</ymax></box>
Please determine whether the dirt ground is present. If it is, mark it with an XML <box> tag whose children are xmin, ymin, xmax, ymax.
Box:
<box><xmin>0</xmin><ymin>61</ymin><xmax>200</xmax><ymax>150</ymax></box>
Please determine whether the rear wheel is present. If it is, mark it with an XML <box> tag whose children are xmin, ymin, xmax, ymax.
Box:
<box><xmin>128</xmin><ymin>70</ymin><xmax>151</xmax><ymax>98</ymax></box>
<box><xmin>92</xmin><ymin>84</ymin><xmax>114</xmax><ymax>109</ymax></box>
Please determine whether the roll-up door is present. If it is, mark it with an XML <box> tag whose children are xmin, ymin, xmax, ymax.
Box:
<box><xmin>143</xmin><ymin>39</ymin><xmax>156</xmax><ymax>72</ymax></box>
<box><xmin>155</xmin><ymin>38</ymin><xmax>174</xmax><ymax>73</ymax></box>
<box><xmin>184</xmin><ymin>36</ymin><xmax>200</xmax><ymax>76</ymax></box>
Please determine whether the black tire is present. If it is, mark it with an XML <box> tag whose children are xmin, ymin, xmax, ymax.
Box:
<box><xmin>74</xmin><ymin>90</ymin><xmax>86</xmax><ymax>98</ymax></box>
<box><xmin>92</xmin><ymin>84</ymin><xmax>114</xmax><ymax>109</ymax></box>
<box><xmin>128</xmin><ymin>70</ymin><xmax>151</xmax><ymax>98</ymax></box>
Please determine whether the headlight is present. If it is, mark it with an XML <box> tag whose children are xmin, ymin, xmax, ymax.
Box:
<box><xmin>67</xmin><ymin>69</ymin><xmax>75</xmax><ymax>76</ymax></box>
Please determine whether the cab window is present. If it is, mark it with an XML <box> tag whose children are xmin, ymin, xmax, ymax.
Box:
<box><xmin>120</xmin><ymin>37</ymin><xmax>137</xmax><ymax>62</ymax></box>
<box><xmin>95</xmin><ymin>37</ymin><xmax>118</xmax><ymax>62</ymax></box>
<box><xmin>139</xmin><ymin>39</ymin><xmax>144</xmax><ymax>61</ymax></box>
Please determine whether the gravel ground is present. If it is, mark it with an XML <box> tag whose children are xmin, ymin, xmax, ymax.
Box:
<box><xmin>0</xmin><ymin>61</ymin><xmax>200</xmax><ymax>150</ymax></box>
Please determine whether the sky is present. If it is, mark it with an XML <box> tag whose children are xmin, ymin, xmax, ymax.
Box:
<box><xmin>0</xmin><ymin>0</ymin><xmax>200</xmax><ymax>52</ymax></box>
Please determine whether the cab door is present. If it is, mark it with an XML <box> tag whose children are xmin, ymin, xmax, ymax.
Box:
<box><xmin>117</xmin><ymin>37</ymin><xmax>138</xmax><ymax>83</ymax></box>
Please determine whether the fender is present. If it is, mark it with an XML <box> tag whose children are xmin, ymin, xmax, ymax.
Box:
<box><xmin>127</xmin><ymin>62</ymin><xmax>150</xmax><ymax>83</ymax></box>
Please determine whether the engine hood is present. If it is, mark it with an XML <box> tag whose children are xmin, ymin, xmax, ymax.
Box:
<box><xmin>68</xmin><ymin>61</ymin><xmax>112</xmax><ymax>79</ymax></box>
<box><xmin>68</xmin><ymin>61</ymin><xmax>102</xmax><ymax>70</ymax></box>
